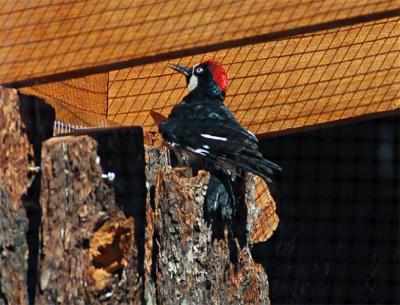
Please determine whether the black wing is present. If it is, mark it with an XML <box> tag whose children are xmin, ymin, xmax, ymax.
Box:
<box><xmin>160</xmin><ymin>98</ymin><xmax>281</xmax><ymax>182</ymax></box>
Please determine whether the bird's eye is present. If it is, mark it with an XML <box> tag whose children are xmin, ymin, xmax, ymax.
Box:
<box><xmin>195</xmin><ymin>67</ymin><xmax>204</xmax><ymax>74</ymax></box>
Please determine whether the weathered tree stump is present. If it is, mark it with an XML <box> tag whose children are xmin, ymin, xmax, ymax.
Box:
<box><xmin>144</xmin><ymin>147</ymin><xmax>270</xmax><ymax>305</ymax></box>
<box><xmin>37</xmin><ymin>135</ymin><xmax>142</xmax><ymax>305</ymax></box>
<box><xmin>0</xmin><ymin>87</ymin><xmax>272</xmax><ymax>304</ymax></box>
<box><xmin>0</xmin><ymin>87</ymin><xmax>33</xmax><ymax>305</ymax></box>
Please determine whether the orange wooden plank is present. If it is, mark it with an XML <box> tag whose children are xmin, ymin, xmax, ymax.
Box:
<box><xmin>1</xmin><ymin>0</ymin><xmax>397</xmax><ymax>85</ymax></box>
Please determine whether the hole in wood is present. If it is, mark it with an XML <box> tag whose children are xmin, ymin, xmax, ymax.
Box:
<box><xmin>88</xmin><ymin>218</ymin><xmax>134</xmax><ymax>291</ymax></box>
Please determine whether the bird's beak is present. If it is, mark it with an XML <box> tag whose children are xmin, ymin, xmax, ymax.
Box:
<box><xmin>168</xmin><ymin>63</ymin><xmax>192</xmax><ymax>76</ymax></box>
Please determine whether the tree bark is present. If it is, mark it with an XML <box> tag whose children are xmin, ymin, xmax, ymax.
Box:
<box><xmin>0</xmin><ymin>87</ymin><xmax>33</xmax><ymax>305</ymax></box>
<box><xmin>0</xmin><ymin>87</ymin><xmax>271</xmax><ymax>304</ymax></box>
<box><xmin>144</xmin><ymin>146</ymin><xmax>270</xmax><ymax>305</ymax></box>
<box><xmin>37</xmin><ymin>135</ymin><xmax>142</xmax><ymax>305</ymax></box>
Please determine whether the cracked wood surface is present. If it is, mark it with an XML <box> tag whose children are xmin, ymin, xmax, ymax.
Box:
<box><xmin>144</xmin><ymin>146</ymin><xmax>270</xmax><ymax>305</ymax></box>
<box><xmin>0</xmin><ymin>94</ymin><xmax>274</xmax><ymax>304</ymax></box>
<box><xmin>37</xmin><ymin>135</ymin><xmax>141</xmax><ymax>305</ymax></box>
<box><xmin>0</xmin><ymin>87</ymin><xmax>33</xmax><ymax>305</ymax></box>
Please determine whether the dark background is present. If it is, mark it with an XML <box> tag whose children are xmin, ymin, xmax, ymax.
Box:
<box><xmin>253</xmin><ymin>113</ymin><xmax>399</xmax><ymax>304</ymax></box>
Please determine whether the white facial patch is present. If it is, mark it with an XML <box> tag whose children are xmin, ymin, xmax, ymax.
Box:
<box><xmin>188</xmin><ymin>73</ymin><xmax>198</xmax><ymax>92</ymax></box>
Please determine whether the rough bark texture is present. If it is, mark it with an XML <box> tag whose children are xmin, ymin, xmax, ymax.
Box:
<box><xmin>0</xmin><ymin>87</ymin><xmax>33</xmax><ymax>305</ymax></box>
<box><xmin>1</xmin><ymin>89</ymin><xmax>271</xmax><ymax>304</ymax></box>
<box><xmin>143</xmin><ymin>147</ymin><xmax>170</xmax><ymax>303</ymax></box>
<box><xmin>37</xmin><ymin>135</ymin><xmax>141</xmax><ymax>305</ymax></box>
<box><xmin>144</xmin><ymin>146</ymin><xmax>270</xmax><ymax>305</ymax></box>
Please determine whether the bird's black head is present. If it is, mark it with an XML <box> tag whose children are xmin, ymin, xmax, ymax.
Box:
<box><xmin>169</xmin><ymin>60</ymin><xmax>228</xmax><ymax>100</ymax></box>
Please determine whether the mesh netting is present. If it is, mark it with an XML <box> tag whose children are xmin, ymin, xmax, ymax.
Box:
<box><xmin>1</xmin><ymin>0</ymin><xmax>397</xmax><ymax>86</ymax></box>
<box><xmin>254</xmin><ymin>114</ymin><xmax>399</xmax><ymax>304</ymax></box>
<box><xmin>2</xmin><ymin>2</ymin><xmax>398</xmax><ymax>303</ymax></box>
<box><xmin>20</xmin><ymin>16</ymin><xmax>399</xmax><ymax>134</ymax></box>
<box><xmin>106</xmin><ymin>17</ymin><xmax>399</xmax><ymax>135</ymax></box>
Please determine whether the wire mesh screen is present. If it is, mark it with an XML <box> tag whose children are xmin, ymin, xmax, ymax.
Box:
<box><xmin>53</xmin><ymin>120</ymin><xmax>85</xmax><ymax>136</ymax></box>
<box><xmin>21</xmin><ymin>73</ymin><xmax>110</xmax><ymax>127</ymax></box>
<box><xmin>105</xmin><ymin>16</ymin><xmax>399</xmax><ymax>135</ymax></box>
<box><xmin>17</xmin><ymin>85</ymin><xmax>399</xmax><ymax>305</ymax></box>
<box><xmin>1</xmin><ymin>0</ymin><xmax>397</xmax><ymax>86</ymax></box>
<box><xmin>253</xmin><ymin>114</ymin><xmax>399</xmax><ymax>304</ymax></box>
<box><xmin>20</xmin><ymin>16</ymin><xmax>399</xmax><ymax>133</ymax></box>
<box><xmin>2</xmin><ymin>1</ymin><xmax>399</xmax><ymax>304</ymax></box>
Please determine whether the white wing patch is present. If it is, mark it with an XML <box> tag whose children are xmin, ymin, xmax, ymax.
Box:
<box><xmin>187</xmin><ymin>146</ymin><xmax>209</xmax><ymax>156</ymax></box>
<box><xmin>200</xmin><ymin>134</ymin><xmax>227</xmax><ymax>141</ymax></box>
<box><xmin>195</xmin><ymin>148</ymin><xmax>209</xmax><ymax>155</ymax></box>
<box><xmin>247</xmin><ymin>130</ymin><xmax>257</xmax><ymax>140</ymax></box>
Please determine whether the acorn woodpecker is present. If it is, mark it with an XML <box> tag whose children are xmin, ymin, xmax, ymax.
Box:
<box><xmin>159</xmin><ymin>60</ymin><xmax>281</xmax><ymax>220</ymax></box>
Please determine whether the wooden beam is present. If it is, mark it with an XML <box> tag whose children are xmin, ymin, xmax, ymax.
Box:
<box><xmin>106</xmin><ymin>17</ymin><xmax>399</xmax><ymax>135</ymax></box>
<box><xmin>1</xmin><ymin>1</ymin><xmax>397</xmax><ymax>85</ymax></box>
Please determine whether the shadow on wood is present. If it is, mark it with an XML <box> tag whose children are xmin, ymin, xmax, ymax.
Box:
<box><xmin>18</xmin><ymin>94</ymin><xmax>55</xmax><ymax>305</ymax></box>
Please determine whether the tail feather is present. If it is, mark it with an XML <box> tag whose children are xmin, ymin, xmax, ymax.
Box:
<box><xmin>203</xmin><ymin>151</ymin><xmax>281</xmax><ymax>184</ymax></box>
<box><xmin>205</xmin><ymin>174</ymin><xmax>235</xmax><ymax>221</ymax></box>
<box><xmin>240</xmin><ymin>156</ymin><xmax>282</xmax><ymax>183</ymax></box>
<box><xmin>204</xmin><ymin>173</ymin><xmax>248</xmax><ymax>247</ymax></box>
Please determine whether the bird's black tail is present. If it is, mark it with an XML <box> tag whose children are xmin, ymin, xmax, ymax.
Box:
<box><xmin>205</xmin><ymin>174</ymin><xmax>235</xmax><ymax>221</ymax></box>
<box><xmin>204</xmin><ymin>174</ymin><xmax>248</xmax><ymax>248</ymax></box>
<box><xmin>204</xmin><ymin>157</ymin><xmax>281</xmax><ymax>221</ymax></box>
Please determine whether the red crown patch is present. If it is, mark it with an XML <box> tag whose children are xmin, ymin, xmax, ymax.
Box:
<box><xmin>203</xmin><ymin>60</ymin><xmax>228</xmax><ymax>93</ymax></box>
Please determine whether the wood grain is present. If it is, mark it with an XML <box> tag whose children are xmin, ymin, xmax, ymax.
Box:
<box><xmin>106</xmin><ymin>17</ymin><xmax>399</xmax><ymax>135</ymax></box>
<box><xmin>20</xmin><ymin>73</ymin><xmax>109</xmax><ymax>126</ymax></box>
<box><xmin>1</xmin><ymin>0</ymin><xmax>397</xmax><ymax>85</ymax></box>
<box><xmin>17</xmin><ymin>16</ymin><xmax>399</xmax><ymax>135</ymax></box>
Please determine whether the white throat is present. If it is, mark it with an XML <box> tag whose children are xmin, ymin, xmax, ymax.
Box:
<box><xmin>188</xmin><ymin>74</ymin><xmax>198</xmax><ymax>92</ymax></box>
